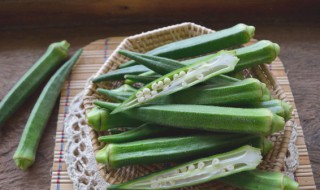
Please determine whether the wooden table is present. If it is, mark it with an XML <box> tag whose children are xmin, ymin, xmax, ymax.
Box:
<box><xmin>0</xmin><ymin>18</ymin><xmax>319</xmax><ymax>190</ymax></box>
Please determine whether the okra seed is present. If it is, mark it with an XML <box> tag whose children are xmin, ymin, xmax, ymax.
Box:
<box><xmin>137</xmin><ymin>97</ymin><xmax>145</xmax><ymax>103</ymax></box>
<box><xmin>226</xmin><ymin>165</ymin><xmax>234</xmax><ymax>171</ymax></box>
<box><xmin>212</xmin><ymin>158</ymin><xmax>220</xmax><ymax>165</ymax></box>
<box><xmin>164</xmin><ymin>77</ymin><xmax>171</xmax><ymax>84</ymax></box>
<box><xmin>188</xmin><ymin>164</ymin><xmax>195</xmax><ymax>171</ymax></box>
<box><xmin>151</xmin><ymin>90</ymin><xmax>158</xmax><ymax>96</ymax></box>
<box><xmin>143</xmin><ymin>88</ymin><xmax>151</xmax><ymax>94</ymax></box>
<box><xmin>136</xmin><ymin>91</ymin><xmax>143</xmax><ymax>98</ymax></box>
<box><xmin>173</xmin><ymin>74</ymin><xmax>179</xmax><ymax>80</ymax></box>
<box><xmin>151</xmin><ymin>83</ymin><xmax>158</xmax><ymax>90</ymax></box>
<box><xmin>157</xmin><ymin>81</ymin><xmax>164</xmax><ymax>89</ymax></box>
<box><xmin>179</xmin><ymin>71</ymin><xmax>186</xmax><ymax>77</ymax></box>
<box><xmin>145</xmin><ymin>94</ymin><xmax>152</xmax><ymax>99</ymax></box>
<box><xmin>198</xmin><ymin>161</ymin><xmax>205</xmax><ymax>169</ymax></box>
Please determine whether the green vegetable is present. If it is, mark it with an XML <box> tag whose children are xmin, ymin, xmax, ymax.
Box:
<box><xmin>98</xmin><ymin>123</ymin><xmax>205</xmax><ymax>143</ymax></box>
<box><xmin>97</xmin><ymin>88</ymin><xmax>132</xmax><ymax>102</ymax></box>
<box><xmin>119</xmin><ymin>23</ymin><xmax>255</xmax><ymax>68</ymax></box>
<box><xmin>124</xmin><ymin>74</ymin><xmax>162</xmax><ymax>84</ymax></box>
<box><xmin>86</xmin><ymin>107</ymin><xmax>143</xmax><ymax>131</ymax></box>
<box><xmin>247</xmin><ymin>99</ymin><xmax>292</xmax><ymax>121</ymax></box>
<box><xmin>107</xmin><ymin>145</ymin><xmax>262</xmax><ymax>189</ymax></box>
<box><xmin>13</xmin><ymin>49</ymin><xmax>82</xmax><ymax>170</ymax></box>
<box><xmin>96</xmin><ymin>134</ymin><xmax>266</xmax><ymax>168</ymax></box>
<box><xmin>112</xmin><ymin>51</ymin><xmax>239</xmax><ymax>113</ymax></box>
<box><xmin>112</xmin><ymin>84</ymin><xmax>137</xmax><ymax>93</ymax></box>
<box><xmin>160</xmin><ymin>78</ymin><xmax>266</xmax><ymax>106</ymax></box>
<box><xmin>220</xmin><ymin>169</ymin><xmax>299</xmax><ymax>190</ymax></box>
<box><xmin>95</xmin><ymin>101</ymin><xmax>285</xmax><ymax>136</ymax></box>
<box><xmin>0</xmin><ymin>41</ymin><xmax>70</xmax><ymax>126</ymax></box>
<box><xmin>92</xmin><ymin>65</ymin><xmax>150</xmax><ymax>83</ymax></box>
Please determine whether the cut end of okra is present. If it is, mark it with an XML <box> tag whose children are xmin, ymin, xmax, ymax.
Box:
<box><xmin>50</xmin><ymin>40</ymin><xmax>70</xmax><ymax>53</ymax></box>
<box><xmin>241</xmin><ymin>23</ymin><xmax>255</xmax><ymax>38</ymax></box>
<box><xmin>108</xmin><ymin>145</ymin><xmax>262</xmax><ymax>190</ymax></box>
<box><xmin>270</xmin><ymin>113</ymin><xmax>286</xmax><ymax>134</ymax></box>
<box><xmin>112</xmin><ymin>51</ymin><xmax>239</xmax><ymax>114</ymax></box>
<box><xmin>13</xmin><ymin>157</ymin><xmax>34</xmax><ymax>170</ymax></box>
<box><xmin>86</xmin><ymin>107</ymin><xmax>109</xmax><ymax>131</ymax></box>
<box><xmin>283</xmin><ymin>175</ymin><xmax>299</xmax><ymax>190</ymax></box>
<box><xmin>262</xmin><ymin>138</ymin><xmax>273</xmax><ymax>156</ymax></box>
<box><xmin>95</xmin><ymin>145</ymin><xmax>110</xmax><ymax>165</ymax></box>
<box><xmin>281</xmin><ymin>100</ymin><xmax>293</xmax><ymax>121</ymax></box>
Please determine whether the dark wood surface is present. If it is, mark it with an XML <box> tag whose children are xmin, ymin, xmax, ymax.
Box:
<box><xmin>0</xmin><ymin>21</ymin><xmax>319</xmax><ymax>189</ymax></box>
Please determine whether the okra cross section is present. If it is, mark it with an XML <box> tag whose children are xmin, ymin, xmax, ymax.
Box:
<box><xmin>112</xmin><ymin>51</ymin><xmax>239</xmax><ymax>113</ymax></box>
<box><xmin>108</xmin><ymin>145</ymin><xmax>262</xmax><ymax>190</ymax></box>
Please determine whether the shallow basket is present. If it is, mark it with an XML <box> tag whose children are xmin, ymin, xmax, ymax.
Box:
<box><xmin>82</xmin><ymin>22</ymin><xmax>294</xmax><ymax>189</ymax></box>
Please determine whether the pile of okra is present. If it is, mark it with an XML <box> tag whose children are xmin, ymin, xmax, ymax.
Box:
<box><xmin>88</xmin><ymin>24</ymin><xmax>299</xmax><ymax>190</ymax></box>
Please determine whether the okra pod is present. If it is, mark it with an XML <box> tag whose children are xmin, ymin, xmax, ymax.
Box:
<box><xmin>107</xmin><ymin>145</ymin><xmax>262</xmax><ymax>189</ymax></box>
<box><xmin>112</xmin><ymin>51</ymin><xmax>239</xmax><ymax>113</ymax></box>
<box><xmin>0</xmin><ymin>41</ymin><xmax>70</xmax><ymax>126</ymax></box>
<box><xmin>13</xmin><ymin>49</ymin><xmax>82</xmax><ymax>170</ymax></box>
<box><xmin>119</xmin><ymin>23</ymin><xmax>255</xmax><ymax>68</ymax></box>
<box><xmin>96</xmin><ymin>134</ymin><xmax>266</xmax><ymax>169</ymax></box>
<box><xmin>86</xmin><ymin>107</ymin><xmax>143</xmax><ymax>131</ymax></box>
<box><xmin>95</xmin><ymin>101</ymin><xmax>285</xmax><ymax>136</ymax></box>
<box><xmin>124</xmin><ymin>74</ymin><xmax>162</xmax><ymax>84</ymax></box>
<box><xmin>92</xmin><ymin>65</ymin><xmax>150</xmax><ymax>83</ymax></box>
<box><xmin>220</xmin><ymin>169</ymin><xmax>299</xmax><ymax>190</ymax></box>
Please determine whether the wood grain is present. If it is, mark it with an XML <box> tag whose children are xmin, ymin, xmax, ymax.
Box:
<box><xmin>0</xmin><ymin>22</ymin><xmax>319</xmax><ymax>189</ymax></box>
<box><xmin>1</xmin><ymin>0</ymin><xmax>320</xmax><ymax>29</ymax></box>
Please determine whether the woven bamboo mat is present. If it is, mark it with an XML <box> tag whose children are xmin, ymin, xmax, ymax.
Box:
<box><xmin>50</xmin><ymin>37</ymin><xmax>316</xmax><ymax>190</ymax></box>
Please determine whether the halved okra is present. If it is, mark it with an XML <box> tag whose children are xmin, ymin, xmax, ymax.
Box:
<box><xmin>96</xmin><ymin>134</ymin><xmax>269</xmax><ymax>169</ymax></box>
<box><xmin>107</xmin><ymin>145</ymin><xmax>262</xmax><ymax>189</ymax></box>
<box><xmin>220</xmin><ymin>169</ymin><xmax>299</xmax><ymax>190</ymax></box>
<box><xmin>97</xmin><ymin>78</ymin><xmax>269</xmax><ymax>106</ymax></box>
<box><xmin>86</xmin><ymin>107</ymin><xmax>143</xmax><ymax>131</ymax></box>
<box><xmin>95</xmin><ymin>101</ymin><xmax>285</xmax><ymax>136</ymax></box>
<box><xmin>119</xmin><ymin>40</ymin><xmax>279</xmax><ymax>76</ymax></box>
<box><xmin>119</xmin><ymin>23</ymin><xmax>255</xmax><ymax>68</ymax></box>
<box><xmin>112</xmin><ymin>51</ymin><xmax>239</xmax><ymax>113</ymax></box>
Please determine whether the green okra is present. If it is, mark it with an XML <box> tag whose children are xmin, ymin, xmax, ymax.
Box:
<box><xmin>112</xmin><ymin>51</ymin><xmax>239</xmax><ymax>113</ymax></box>
<box><xmin>107</xmin><ymin>145</ymin><xmax>262</xmax><ymax>189</ymax></box>
<box><xmin>13</xmin><ymin>49</ymin><xmax>81</xmax><ymax>170</ymax></box>
<box><xmin>92</xmin><ymin>65</ymin><xmax>150</xmax><ymax>83</ymax></box>
<box><xmin>220</xmin><ymin>169</ymin><xmax>299</xmax><ymax>190</ymax></box>
<box><xmin>124</xmin><ymin>74</ymin><xmax>162</xmax><ymax>84</ymax></box>
<box><xmin>94</xmin><ymin>101</ymin><xmax>285</xmax><ymax>136</ymax></box>
<box><xmin>248</xmin><ymin>99</ymin><xmax>292</xmax><ymax>121</ymax></box>
<box><xmin>86</xmin><ymin>107</ymin><xmax>143</xmax><ymax>131</ymax></box>
<box><xmin>97</xmin><ymin>88</ymin><xmax>133</xmax><ymax>102</ymax></box>
<box><xmin>96</xmin><ymin>134</ymin><xmax>266</xmax><ymax>169</ymax></box>
<box><xmin>119</xmin><ymin>23</ymin><xmax>255</xmax><ymax>68</ymax></box>
<box><xmin>98</xmin><ymin>123</ymin><xmax>205</xmax><ymax>143</ymax></box>
<box><xmin>0</xmin><ymin>41</ymin><xmax>70</xmax><ymax>126</ymax></box>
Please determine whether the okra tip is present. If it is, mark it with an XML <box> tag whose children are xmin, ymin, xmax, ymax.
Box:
<box><xmin>283</xmin><ymin>175</ymin><xmax>299</xmax><ymax>190</ymax></box>
<box><xmin>13</xmin><ymin>157</ymin><xmax>34</xmax><ymax>170</ymax></box>
<box><xmin>95</xmin><ymin>145</ymin><xmax>110</xmax><ymax>165</ymax></box>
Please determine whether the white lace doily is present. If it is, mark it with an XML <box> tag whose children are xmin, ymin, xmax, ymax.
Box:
<box><xmin>64</xmin><ymin>89</ymin><xmax>299</xmax><ymax>190</ymax></box>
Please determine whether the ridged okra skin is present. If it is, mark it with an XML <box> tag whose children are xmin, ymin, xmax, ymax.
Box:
<box><xmin>92</xmin><ymin>65</ymin><xmax>150</xmax><ymax>83</ymax></box>
<box><xmin>108</xmin><ymin>145</ymin><xmax>262</xmax><ymax>190</ymax></box>
<box><xmin>86</xmin><ymin>107</ymin><xmax>143</xmax><ymax>131</ymax></box>
<box><xmin>220</xmin><ymin>169</ymin><xmax>299</xmax><ymax>190</ymax></box>
<box><xmin>96</xmin><ymin>134</ymin><xmax>266</xmax><ymax>169</ymax></box>
<box><xmin>0</xmin><ymin>41</ymin><xmax>70</xmax><ymax>126</ymax></box>
<box><xmin>109</xmin><ymin>104</ymin><xmax>285</xmax><ymax>136</ymax></box>
<box><xmin>112</xmin><ymin>51</ymin><xmax>239</xmax><ymax>113</ymax></box>
<box><xmin>119</xmin><ymin>23</ymin><xmax>255</xmax><ymax>68</ymax></box>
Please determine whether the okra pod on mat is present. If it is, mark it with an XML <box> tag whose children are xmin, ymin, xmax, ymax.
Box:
<box><xmin>0</xmin><ymin>41</ymin><xmax>70</xmax><ymax>126</ymax></box>
<box><xmin>107</xmin><ymin>145</ymin><xmax>262</xmax><ymax>189</ymax></box>
<box><xmin>13</xmin><ymin>49</ymin><xmax>82</xmax><ymax>170</ymax></box>
<box><xmin>96</xmin><ymin>134</ymin><xmax>268</xmax><ymax>169</ymax></box>
<box><xmin>112</xmin><ymin>51</ymin><xmax>239</xmax><ymax>113</ymax></box>
<box><xmin>119</xmin><ymin>23</ymin><xmax>255</xmax><ymax>68</ymax></box>
<box><xmin>220</xmin><ymin>169</ymin><xmax>299</xmax><ymax>190</ymax></box>
<box><xmin>94</xmin><ymin>101</ymin><xmax>285</xmax><ymax>136</ymax></box>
